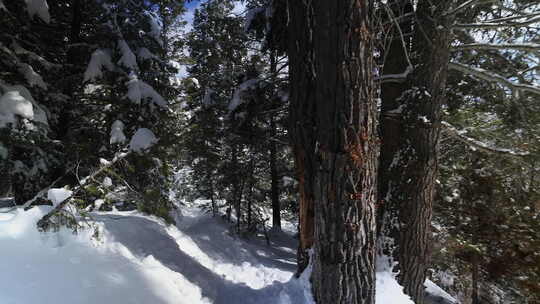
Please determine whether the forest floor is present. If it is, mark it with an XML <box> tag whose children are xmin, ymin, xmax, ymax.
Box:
<box><xmin>0</xmin><ymin>200</ymin><xmax>425</xmax><ymax>304</ymax></box>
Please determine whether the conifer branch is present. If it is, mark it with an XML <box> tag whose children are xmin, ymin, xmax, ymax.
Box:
<box><xmin>448</xmin><ymin>62</ymin><xmax>540</xmax><ymax>96</ymax></box>
<box><xmin>442</xmin><ymin>121</ymin><xmax>530</xmax><ymax>158</ymax></box>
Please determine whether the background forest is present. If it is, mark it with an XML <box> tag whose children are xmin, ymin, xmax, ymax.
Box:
<box><xmin>0</xmin><ymin>0</ymin><xmax>538</xmax><ymax>303</ymax></box>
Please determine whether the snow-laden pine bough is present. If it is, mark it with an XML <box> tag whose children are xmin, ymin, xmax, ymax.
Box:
<box><xmin>35</xmin><ymin>151</ymin><xmax>131</xmax><ymax>231</ymax></box>
<box><xmin>0</xmin><ymin>151</ymin><xmax>131</xmax><ymax>230</ymax></box>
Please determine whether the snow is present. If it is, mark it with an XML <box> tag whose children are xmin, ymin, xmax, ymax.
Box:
<box><xmin>0</xmin><ymin>204</ymin><xmax>307</xmax><ymax>304</ymax></box>
<box><xmin>84</xmin><ymin>49</ymin><xmax>114</xmax><ymax>82</ymax></box>
<box><xmin>103</xmin><ymin>177</ymin><xmax>113</xmax><ymax>188</ymax></box>
<box><xmin>18</xmin><ymin>63</ymin><xmax>47</xmax><ymax>89</ymax></box>
<box><xmin>25</xmin><ymin>0</ymin><xmax>50</xmax><ymax>23</ymax></box>
<box><xmin>190</xmin><ymin>78</ymin><xmax>200</xmax><ymax>88</ymax></box>
<box><xmin>0</xmin><ymin>207</ymin><xmax>209</xmax><ymax>304</ymax></box>
<box><xmin>0</xmin><ymin>195</ymin><xmax>443</xmax><ymax>304</ymax></box>
<box><xmin>110</xmin><ymin>120</ymin><xmax>127</xmax><ymax>145</ymax></box>
<box><xmin>229</xmin><ymin>79</ymin><xmax>260</xmax><ymax>112</ymax></box>
<box><xmin>425</xmin><ymin>280</ymin><xmax>459</xmax><ymax>304</ymax></box>
<box><xmin>94</xmin><ymin>199</ymin><xmax>104</xmax><ymax>210</ymax></box>
<box><xmin>376</xmin><ymin>272</ymin><xmax>415</xmax><ymax>304</ymax></box>
<box><xmin>0</xmin><ymin>91</ymin><xmax>34</xmax><ymax>128</ymax></box>
<box><xmin>129</xmin><ymin>128</ymin><xmax>158</xmax><ymax>153</ymax></box>
<box><xmin>126</xmin><ymin>76</ymin><xmax>167</xmax><ymax>108</ymax></box>
<box><xmin>145</xmin><ymin>12</ymin><xmax>163</xmax><ymax>46</ymax></box>
<box><xmin>137</xmin><ymin>47</ymin><xmax>157</xmax><ymax>60</ymax></box>
<box><xmin>117</xmin><ymin>40</ymin><xmax>138</xmax><ymax>71</ymax></box>
<box><xmin>47</xmin><ymin>188</ymin><xmax>73</xmax><ymax>206</ymax></box>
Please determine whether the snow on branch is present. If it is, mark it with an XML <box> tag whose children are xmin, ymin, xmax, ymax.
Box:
<box><xmin>453</xmin><ymin>15</ymin><xmax>540</xmax><ymax>29</ymax></box>
<box><xmin>448</xmin><ymin>62</ymin><xmax>540</xmax><ymax>96</ymax></box>
<box><xmin>36</xmin><ymin>151</ymin><xmax>131</xmax><ymax>230</ymax></box>
<box><xmin>444</xmin><ymin>0</ymin><xmax>496</xmax><ymax>17</ymax></box>
<box><xmin>25</xmin><ymin>0</ymin><xmax>50</xmax><ymax>23</ymax></box>
<box><xmin>442</xmin><ymin>121</ymin><xmax>530</xmax><ymax>158</ymax></box>
<box><xmin>452</xmin><ymin>43</ymin><xmax>540</xmax><ymax>52</ymax></box>
<box><xmin>482</xmin><ymin>12</ymin><xmax>540</xmax><ymax>24</ymax></box>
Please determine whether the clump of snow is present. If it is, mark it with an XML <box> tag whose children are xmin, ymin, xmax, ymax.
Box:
<box><xmin>129</xmin><ymin>128</ymin><xmax>158</xmax><ymax>153</ymax></box>
<box><xmin>99</xmin><ymin>158</ymin><xmax>111</xmax><ymax>166</ymax></box>
<box><xmin>425</xmin><ymin>279</ymin><xmax>459</xmax><ymax>304</ymax></box>
<box><xmin>126</xmin><ymin>76</ymin><xmax>167</xmax><ymax>108</ymax></box>
<box><xmin>145</xmin><ymin>12</ymin><xmax>163</xmax><ymax>45</ymax></box>
<box><xmin>93</xmin><ymin>199</ymin><xmax>104</xmax><ymax>210</ymax></box>
<box><xmin>47</xmin><ymin>188</ymin><xmax>73</xmax><ymax>206</ymax></box>
<box><xmin>190</xmin><ymin>78</ymin><xmax>200</xmax><ymax>88</ymax></box>
<box><xmin>25</xmin><ymin>0</ymin><xmax>50</xmax><ymax>23</ymax></box>
<box><xmin>103</xmin><ymin>177</ymin><xmax>113</xmax><ymax>188</ymax></box>
<box><xmin>18</xmin><ymin>63</ymin><xmax>47</xmax><ymax>89</ymax></box>
<box><xmin>0</xmin><ymin>91</ymin><xmax>34</xmax><ymax>128</ymax></box>
<box><xmin>117</xmin><ymin>40</ymin><xmax>138</xmax><ymax>71</ymax></box>
<box><xmin>1</xmin><ymin>84</ymin><xmax>48</xmax><ymax>127</ymax></box>
<box><xmin>84</xmin><ymin>49</ymin><xmax>114</xmax><ymax>82</ymax></box>
<box><xmin>110</xmin><ymin>120</ymin><xmax>127</xmax><ymax>144</ymax></box>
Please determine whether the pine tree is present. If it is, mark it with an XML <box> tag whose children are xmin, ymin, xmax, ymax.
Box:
<box><xmin>288</xmin><ymin>1</ymin><xmax>378</xmax><ymax>303</ymax></box>
<box><xmin>0</xmin><ymin>0</ymin><xmax>64</xmax><ymax>203</ymax></box>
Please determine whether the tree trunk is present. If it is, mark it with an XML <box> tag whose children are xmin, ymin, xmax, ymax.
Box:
<box><xmin>0</xmin><ymin>132</ymin><xmax>12</xmax><ymax>198</ymax></box>
<box><xmin>289</xmin><ymin>1</ymin><xmax>378</xmax><ymax>303</ymax></box>
<box><xmin>288</xmin><ymin>0</ymin><xmax>316</xmax><ymax>274</ymax></box>
<box><xmin>377</xmin><ymin>1</ymin><xmax>452</xmax><ymax>303</ymax></box>
<box><xmin>472</xmin><ymin>256</ymin><xmax>480</xmax><ymax>304</ymax></box>
<box><xmin>269</xmin><ymin>115</ymin><xmax>281</xmax><ymax>231</ymax></box>
<box><xmin>269</xmin><ymin>52</ymin><xmax>281</xmax><ymax>231</ymax></box>
<box><xmin>209</xmin><ymin>175</ymin><xmax>216</xmax><ymax>217</ymax></box>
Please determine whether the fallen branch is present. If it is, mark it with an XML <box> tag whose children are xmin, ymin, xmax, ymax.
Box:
<box><xmin>36</xmin><ymin>152</ymin><xmax>130</xmax><ymax>230</ymax></box>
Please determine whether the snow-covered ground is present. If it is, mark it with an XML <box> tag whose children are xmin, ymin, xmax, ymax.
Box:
<box><xmin>0</xmin><ymin>201</ymin><xmax>424</xmax><ymax>304</ymax></box>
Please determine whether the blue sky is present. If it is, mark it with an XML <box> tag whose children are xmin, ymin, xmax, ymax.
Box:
<box><xmin>185</xmin><ymin>1</ymin><xmax>202</xmax><ymax>10</ymax></box>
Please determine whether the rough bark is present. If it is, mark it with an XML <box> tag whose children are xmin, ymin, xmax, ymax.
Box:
<box><xmin>288</xmin><ymin>0</ymin><xmax>316</xmax><ymax>274</ymax></box>
<box><xmin>289</xmin><ymin>0</ymin><xmax>378</xmax><ymax>303</ymax></box>
<box><xmin>377</xmin><ymin>1</ymin><xmax>452</xmax><ymax>303</ymax></box>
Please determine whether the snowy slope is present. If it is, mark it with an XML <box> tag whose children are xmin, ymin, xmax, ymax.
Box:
<box><xmin>0</xmin><ymin>205</ymin><xmax>312</xmax><ymax>304</ymax></box>
<box><xmin>0</xmin><ymin>202</ymin><xmax>422</xmax><ymax>304</ymax></box>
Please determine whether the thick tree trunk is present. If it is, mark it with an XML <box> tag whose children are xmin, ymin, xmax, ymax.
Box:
<box><xmin>289</xmin><ymin>1</ymin><xmax>378</xmax><ymax>303</ymax></box>
<box><xmin>288</xmin><ymin>0</ymin><xmax>316</xmax><ymax>274</ymax></box>
<box><xmin>377</xmin><ymin>1</ymin><xmax>452</xmax><ymax>303</ymax></box>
